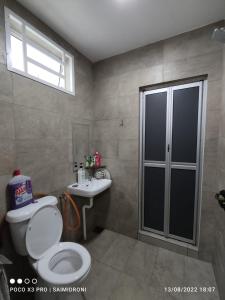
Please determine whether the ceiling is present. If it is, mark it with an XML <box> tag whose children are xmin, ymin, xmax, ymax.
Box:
<box><xmin>17</xmin><ymin>0</ymin><xmax>225</xmax><ymax>62</ymax></box>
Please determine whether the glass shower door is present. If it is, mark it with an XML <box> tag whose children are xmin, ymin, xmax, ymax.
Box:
<box><xmin>141</xmin><ymin>81</ymin><xmax>203</xmax><ymax>245</ymax></box>
<box><xmin>143</xmin><ymin>89</ymin><xmax>169</xmax><ymax>234</ymax></box>
<box><xmin>168</xmin><ymin>83</ymin><xmax>202</xmax><ymax>242</ymax></box>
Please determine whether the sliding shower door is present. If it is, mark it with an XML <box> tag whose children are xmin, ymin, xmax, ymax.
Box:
<box><xmin>141</xmin><ymin>82</ymin><xmax>203</xmax><ymax>244</ymax></box>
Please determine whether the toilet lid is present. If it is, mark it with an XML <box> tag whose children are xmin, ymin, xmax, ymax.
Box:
<box><xmin>25</xmin><ymin>205</ymin><xmax>63</xmax><ymax>260</ymax></box>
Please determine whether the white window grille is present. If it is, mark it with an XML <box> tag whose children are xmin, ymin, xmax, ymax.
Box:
<box><xmin>5</xmin><ymin>7</ymin><xmax>75</xmax><ymax>95</ymax></box>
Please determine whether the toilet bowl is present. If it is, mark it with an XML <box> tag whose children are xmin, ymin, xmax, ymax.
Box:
<box><xmin>6</xmin><ymin>196</ymin><xmax>91</xmax><ymax>300</ymax></box>
<box><xmin>35</xmin><ymin>242</ymin><xmax>91</xmax><ymax>285</ymax></box>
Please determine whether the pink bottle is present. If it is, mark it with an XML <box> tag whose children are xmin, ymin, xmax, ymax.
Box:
<box><xmin>94</xmin><ymin>152</ymin><xmax>102</xmax><ymax>168</ymax></box>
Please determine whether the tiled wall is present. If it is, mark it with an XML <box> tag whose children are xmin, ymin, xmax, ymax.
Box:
<box><xmin>92</xmin><ymin>21</ymin><xmax>225</xmax><ymax>299</ymax></box>
<box><xmin>0</xmin><ymin>0</ymin><xmax>93</xmax><ymax>228</ymax></box>
<box><xmin>0</xmin><ymin>1</ymin><xmax>225</xmax><ymax>297</ymax></box>
<box><xmin>212</xmin><ymin>44</ymin><xmax>225</xmax><ymax>299</ymax></box>
<box><xmin>92</xmin><ymin>22</ymin><xmax>224</xmax><ymax>245</ymax></box>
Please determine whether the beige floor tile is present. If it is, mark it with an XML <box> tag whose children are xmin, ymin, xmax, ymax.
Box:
<box><xmin>101</xmin><ymin>233</ymin><xmax>136</xmax><ymax>271</ymax></box>
<box><xmin>151</xmin><ymin>248</ymin><xmax>185</xmax><ymax>289</ymax></box>
<box><xmin>84</xmin><ymin>230</ymin><xmax>219</xmax><ymax>300</ymax></box>
<box><xmin>85</xmin><ymin>229</ymin><xmax>118</xmax><ymax>261</ymax></box>
<box><xmin>109</xmin><ymin>273</ymin><xmax>159</xmax><ymax>300</ymax></box>
<box><xmin>85</xmin><ymin>259</ymin><xmax>121</xmax><ymax>300</ymax></box>
<box><xmin>124</xmin><ymin>240</ymin><xmax>158</xmax><ymax>285</ymax></box>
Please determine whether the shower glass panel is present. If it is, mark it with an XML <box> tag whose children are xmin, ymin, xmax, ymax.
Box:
<box><xmin>172</xmin><ymin>87</ymin><xmax>199</xmax><ymax>163</ymax></box>
<box><xmin>169</xmin><ymin>168</ymin><xmax>196</xmax><ymax>240</ymax></box>
<box><xmin>144</xmin><ymin>166</ymin><xmax>165</xmax><ymax>232</ymax></box>
<box><xmin>145</xmin><ymin>92</ymin><xmax>167</xmax><ymax>161</ymax></box>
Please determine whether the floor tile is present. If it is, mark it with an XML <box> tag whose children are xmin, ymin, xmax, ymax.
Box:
<box><xmin>101</xmin><ymin>233</ymin><xmax>136</xmax><ymax>271</ymax></box>
<box><xmin>124</xmin><ymin>240</ymin><xmax>158</xmax><ymax>285</ymax></box>
<box><xmin>184</xmin><ymin>256</ymin><xmax>217</xmax><ymax>286</ymax></box>
<box><xmin>84</xmin><ymin>230</ymin><xmax>220</xmax><ymax>300</ymax></box>
<box><xmin>182</xmin><ymin>292</ymin><xmax>219</xmax><ymax>300</ymax></box>
<box><xmin>183</xmin><ymin>256</ymin><xmax>220</xmax><ymax>300</ymax></box>
<box><xmin>151</xmin><ymin>247</ymin><xmax>185</xmax><ymax>289</ymax></box>
<box><xmin>109</xmin><ymin>273</ymin><xmax>159</xmax><ymax>300</ymax></box>
<box><xmin>85</xmin><ymin>259</ymin><xmax>121</xmax><ymax>300</ymax></box>
<box><xmin>85</xmin><ymin>229</ymin><xmax>118</xmax><ymax>261</ymax></box>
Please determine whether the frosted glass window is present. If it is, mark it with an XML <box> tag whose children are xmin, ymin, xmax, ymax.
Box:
<box><xmin>10</xmin><ymin>35</ymin><xmax>24</xmax><ymax>71</ymax></box>
<box><xmin>27</xmin><ymin>62</ymin><xmax>60</xmax><ymax>86</ymax></box>
<box><xmin>5</xmin><ymin>7</ymin><xmax>74</xmax><ymax>95</ymax></box>
<box><xmin>27</xmin><ymin>44</ymin><xmax>62</xmax><ymax>73</ymax></box>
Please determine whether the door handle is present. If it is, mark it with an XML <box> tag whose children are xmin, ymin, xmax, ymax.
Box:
<box><xmin>167</xmin><ymin>144</ymin><xmax>170</xmax><ymax>152</ymax></box>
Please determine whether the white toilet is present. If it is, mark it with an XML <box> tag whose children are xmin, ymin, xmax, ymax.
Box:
<box><xmin>6</xmin><ymin>196</ymin><xmax>91</xmax><ymax>300</ymax></box>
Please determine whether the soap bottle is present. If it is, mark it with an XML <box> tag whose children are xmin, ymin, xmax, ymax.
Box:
<box><xmin>78</xmin><ymin>163</ymin><xmax>83</xmax><ymax>184</ymax></box>
<box><xmin>73</xmin><ymin>162</ymin><xmax>78</xmax><ymax>183</ymax></box>
<box><xmin>82</xmin><ymin>164</ymin><xmax>86</xmax><ymax>183</ymax></box>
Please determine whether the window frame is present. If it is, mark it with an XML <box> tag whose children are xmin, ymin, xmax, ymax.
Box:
<box><xmin>4</xmin><ymin>7</ymin><xmax>75</xmax><ymax>95</ymax></box>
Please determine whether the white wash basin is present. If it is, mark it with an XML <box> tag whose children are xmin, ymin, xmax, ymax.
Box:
<box><xmin>67</xmin><ymin>178</ymin><xmax>112</xmax><ymax>198</ymax></box>
<box><xmin>67</xmin><ymin>178</ymin><xmax>112</xmax><ymax>240</ymax></box>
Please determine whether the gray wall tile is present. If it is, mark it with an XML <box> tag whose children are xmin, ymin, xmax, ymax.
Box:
<box><xmin>92</xmin><ymin>21</ymin><xmax>225</xmax><ymax>299</ymax></box>
<box><xmin>213</xmin><ymin>42</ymin><xmax>225</xmax><ymax>299</ymax></box>
<box><xmin>0</xmin><ymin>101</ymin><xmax>15</xmax><ymax>139</ymax></box>
<box><xmin>0</xmin><ymin>139</ymin><xmax>15</xmax><ymax>176</ymax></box>
<box><xmin>0</xmin><ymin>1</ymin><xmax>93</xmax><ymax>234</ymax></box>
<box><xmin>0</xmin><ymin>64</ymin><xmax>13</xmax><ymax>97</ymax></box>
<box><xmin>0</xmin><ymin>3</ymin><xmax>224</xmax><ymax>297</ymax></box>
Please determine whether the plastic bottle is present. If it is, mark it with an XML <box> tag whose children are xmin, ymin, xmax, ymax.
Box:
<box><xmin>8</xmin><ymin>169</ymin><xmax>33</xmax><ymax>209</ymax></box>
<box><xmin>82</xmin><ymin>166</ymin><xmax>86</xmax><ymax>183</ymax></box>
<box><xmin>78</xmin><ymin>163</ymin><xmax>84</xmax><ymax>184</ymax></box>
<box><xmin>73</xmin><ymin>162</ymin><xmax>78</xmax><ymax>183</ymax></box>
<box><xmin>94</xmin><ymin>152</ymin><xmax>102</xmax><ymax>168</ymax></box>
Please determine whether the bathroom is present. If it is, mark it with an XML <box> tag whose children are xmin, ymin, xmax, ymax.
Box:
<box><xmin>0</xmin><ymin>0</ymin><xmax>225</xmax><ymax>299</ymax></box>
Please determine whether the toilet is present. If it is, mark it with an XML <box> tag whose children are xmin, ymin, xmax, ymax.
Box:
<box><xmin>6</xmin><ymin>196</ymin><xmax>91</xmax><ymax>300</ymax></box>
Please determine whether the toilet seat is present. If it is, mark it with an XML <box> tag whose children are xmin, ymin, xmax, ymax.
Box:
<box><xmin>25</xmin><ymin>205</ymin><xmax>91</xmax><ymax>285</ymax></box>
<box><xmin>37</xmin><ymin>242</ymin><xmax>91</xmax><ymax>285</ymax></box>
<box><xmin>25</xmin><ymin>205</ymin><xmax>63</xmax><ymax>260</ymax></box>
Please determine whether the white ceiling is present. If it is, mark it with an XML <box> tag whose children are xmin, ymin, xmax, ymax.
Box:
<box><xmin>17</xmin><ymin>0</ymin><xmax>225</xmax><ymax>62</ymax></box>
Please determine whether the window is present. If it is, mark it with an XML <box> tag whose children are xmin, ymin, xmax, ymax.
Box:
<box><xmin>4</xmin><ymin>7</ymin><xmax>75</xmax><ymax>95</ymax></box>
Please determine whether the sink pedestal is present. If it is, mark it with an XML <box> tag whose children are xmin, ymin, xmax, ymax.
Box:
<box><xmin>82</xmin><ymin>197</ymin><xmax>93</xmax><ymax>240</ymax></box>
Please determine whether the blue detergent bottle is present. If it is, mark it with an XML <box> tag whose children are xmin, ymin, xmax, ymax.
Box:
<box><xmin>8</xmin><ymin>169</ymin><xmax>34</xmax><ymax>209</ymax></box>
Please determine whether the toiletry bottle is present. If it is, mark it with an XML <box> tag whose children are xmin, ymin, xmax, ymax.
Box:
<box><xmin>8</xmin><ymin>169</ymin><xmax>33</xmax><ymax>209</ymax></box>
<box><xmin>81</xmin><ymin>163</ymin><xmax>86</xmax><ymax>183</ymax></box>
<box><xmin>94</xmin><ymin>151</ymin><xmax>102</xmax><ymax>168</ymax></box>
<box><xmin>73</xmin><ymin>162</ymin><xmax>78</xmax><ymax>182</ymax></box>
<box><xmin>85</xmin><ymin>156</ymin><xmax>90</xmax><ymax>168</ymax></box>
<box><xmin>89</xmin><ymin>155</ymin><xmax>94</xmax><ymax>167</ymax></box>
<box><xmin>78</xmin><ymin>163</ymin><xmax>83</xmax><ymax>184</ymax></box>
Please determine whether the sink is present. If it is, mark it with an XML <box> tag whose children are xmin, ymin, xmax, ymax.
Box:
<box><xmin>67</xmin><ymin>178</ymin><xmax>112</xmax><ymax>198</ymax></box>
<box><xmin>67</xmin><ymin>178</ymin><xmax>112</xmax><ymax>241</ymax></box>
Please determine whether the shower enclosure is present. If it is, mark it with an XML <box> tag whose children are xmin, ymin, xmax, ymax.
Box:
<box><xmin>139</xmin><ymin>81</ymin><xmax>206</xmax><ymax>245</ymax></box>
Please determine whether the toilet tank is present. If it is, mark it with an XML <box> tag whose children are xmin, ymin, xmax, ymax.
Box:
<box><xmin>6</xmin><ymin>196</ymin><xmax>58</xmax><ymax>256</ymax></box>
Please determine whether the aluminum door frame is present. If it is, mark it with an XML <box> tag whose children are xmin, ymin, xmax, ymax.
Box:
<box><xmin>139</xmin><ymin>81</ymin><xmax>204</xmax><ymax>245</ymax></box>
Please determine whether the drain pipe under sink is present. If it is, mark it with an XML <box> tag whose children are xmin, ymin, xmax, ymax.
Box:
<box><xmin>82</xmin><ymin>197</ymin><xmax>93</xmax><ymax>240</ymax></box>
